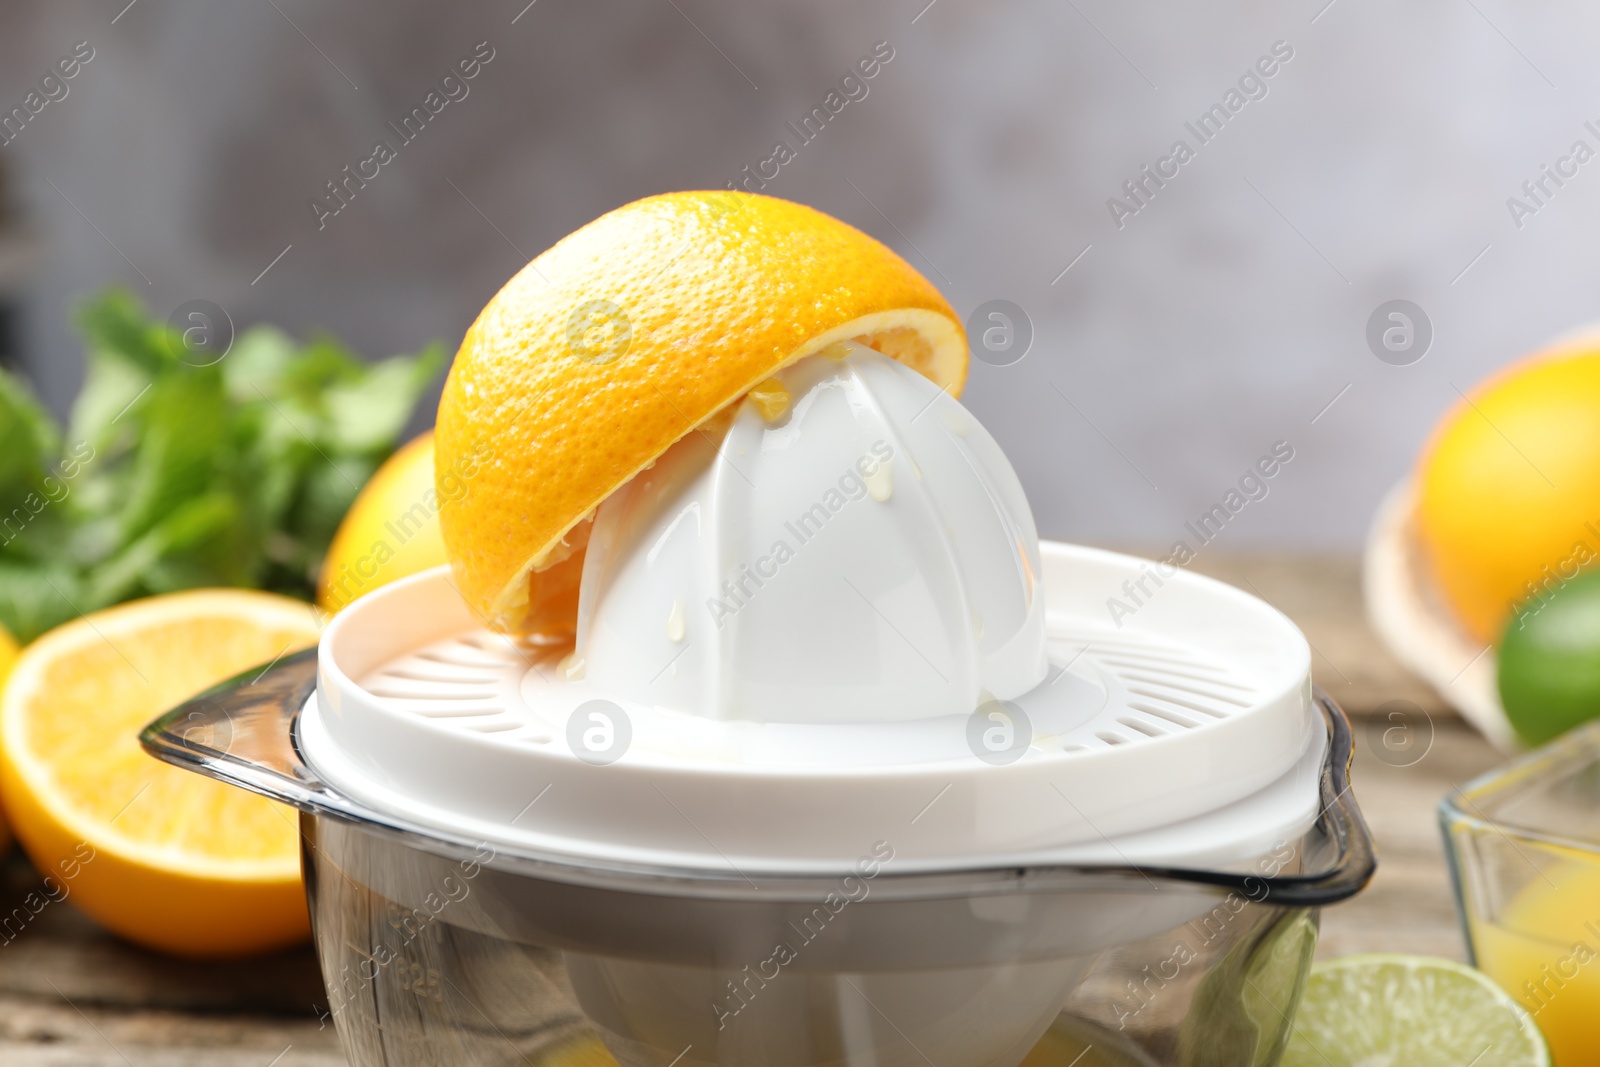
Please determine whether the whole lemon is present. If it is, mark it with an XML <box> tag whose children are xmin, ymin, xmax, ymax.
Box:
<box><xmin>1416</xmin><ymin>347</ymin><xmax>1600</xmax><ymax>645</ymax></box>
<box><xmin>317</xmin><ymin>432</ymin><xmax>449</xmax><ymax>613</ymax></box>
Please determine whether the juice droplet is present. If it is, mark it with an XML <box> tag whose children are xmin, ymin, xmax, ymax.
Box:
<box><xmin>666</xmin><ymin>598</ymin><xmax>686</xmax><ymax>642</ymax></box>
<box><xmin>559</xmin><ymin>651</ymin><xmax>586</xmax><ymax>681</ymax></box>
<box><xmin>747</xmin><ymin>378</ymin><xmax>791</xmax><ymax>422</ymax></box>
<box><xmin>820</xmin><ymin>341</ymin><xmax>854</xmax><ymax>360</ymax></box>
<box><xmin>866</xmin><ymin>459</ymin><xmax>894</xmax><ymax>502</ymax></box>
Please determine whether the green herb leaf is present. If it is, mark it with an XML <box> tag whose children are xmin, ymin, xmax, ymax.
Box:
<box><xmin>0</xmin><ymin>561</ymin><xmax>85</xmax><ymax>644</ymax></box>
<box><xmin>0</xmin><ymin>370</ymin><xmax>61</xmax><ymax>516</ymax></box>
<box><xmin>0</xmin><ymin>289</ymin><xmax>442</xmax><ymax>644</ymax></box>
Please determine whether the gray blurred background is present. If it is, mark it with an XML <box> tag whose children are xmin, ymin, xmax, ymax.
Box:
<box><xmin>0</xmin><ymin>0</ymin><xmax>1592</xmax><ymax>552</ymax></box>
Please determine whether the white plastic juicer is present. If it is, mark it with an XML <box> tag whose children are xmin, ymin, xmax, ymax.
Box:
<box><xmin>144</xmin><ymin>345</ymin><xmax>1374</xmax><ymax>1067</ymax></box>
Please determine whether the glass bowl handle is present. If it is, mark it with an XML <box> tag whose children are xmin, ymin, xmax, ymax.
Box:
<box><xmin>1108</xmin><ymin>689</ymin><xmax>1378</xmax><ymax>907</ymax></box>
<box><xmin>139</xmin><ymin>647</ymin><xmax>353</xmax><ymax>813</ymax></box>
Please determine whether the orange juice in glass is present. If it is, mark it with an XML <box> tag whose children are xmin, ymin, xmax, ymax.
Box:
<box><xmin>1443</xmin><ymin>721</ymin><xmax>1600</xmax><ymax>1065</ymax></box>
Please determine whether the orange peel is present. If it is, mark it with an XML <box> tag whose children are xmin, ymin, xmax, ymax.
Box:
<box><xmin>435</xmin><ymin>191</ymin><xmax>968</xmax><ymax>635</ymax></box>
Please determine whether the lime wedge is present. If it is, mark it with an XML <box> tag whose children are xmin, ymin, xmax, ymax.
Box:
<box><xmin>1282</xmin><ymin>955</ymin><xmax>1549</xmax><ymax>1067</ymax></box>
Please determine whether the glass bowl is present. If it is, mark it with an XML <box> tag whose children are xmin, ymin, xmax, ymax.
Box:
<box><xmin>1441</xmin><ymin>719</ymin><xmax>1600</xmax><ymax>1063</ymax></box>
<box><xmin>143</xmin><ymin>652</ymin><xmax>1374</xmax><ymax>1067</ymax></box>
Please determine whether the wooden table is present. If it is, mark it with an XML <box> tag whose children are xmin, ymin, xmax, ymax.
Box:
<box><xmin>0</xmin><ymin>556</ymin><xmax>1509</xmax><ymax>1064</ymax></box>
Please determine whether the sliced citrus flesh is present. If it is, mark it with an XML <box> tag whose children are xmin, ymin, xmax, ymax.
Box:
<box><xmin>0</xmin><ymin>589</ymin><xmax>321</xmax><ymax>957</ymax></box>
<box><xmin>318</xmin><ymin>431</ymin><xmax>451</xmax><ymax>613</ymax></box>
<box><xmin>1282</xmin><ymin>954</ymin><xmax>1549</xmax><ymax>1067</ymax></box>
<box><xmin>1416</xmin><ymin>346</ymin><xmax>1600</xmax><ymax>644</ymax></box>
<box><xmin>0</xmin><ymin>620</ymin><xmax>17</xmax><ymax>852</ymax></box>
<box><xmin>435</xmin><ymin>190</ymin><xmax>968</xmax><ymax>635</ymax></box>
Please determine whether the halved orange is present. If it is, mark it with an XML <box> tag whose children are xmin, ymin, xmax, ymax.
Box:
<box><xmin>0</xmin><ymin>621</ymin><xmax>17</xmax><ymax>691</ymax></box>
<box><xmin>435</xmin><ymin>190</ymin><xmax>968</xmax><ymax>635</ymax></box>
<box><xmin>0</xmin><ymin>621</ymin><xmax>18</xmax><ymax>852</ymax></box>
<box><xmin>0</xmin><ymin>590</ymin><xmax>320</xmax><ymax>957</ymax></box>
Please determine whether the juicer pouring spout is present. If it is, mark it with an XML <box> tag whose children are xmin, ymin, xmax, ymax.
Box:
<box><xmin>139</xmin><ymin>648</ymin><xmax>340</xmax><ymax>817</ymax></box>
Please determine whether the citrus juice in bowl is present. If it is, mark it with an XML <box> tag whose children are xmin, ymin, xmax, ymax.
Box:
<box><xmin>1443</xmin><ymin>720</ymin><xmax>1600</xmax><ymax>1064</ymax></box>
<box><xmin>1470</xmin><ymin>859</ymin><xmax>1600</xmax><ymax>1060</ymax></box>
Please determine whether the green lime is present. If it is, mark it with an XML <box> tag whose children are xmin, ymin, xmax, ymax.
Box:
<box><xmin>1499</xmin><ymin>568</ymin><xmax>1600</xmax><ymax>746</ymax></box>
<box><xmin>1282</xmin><ymin>955</ymin><xmax>1548</xmax><ymax>1067</ymax></box>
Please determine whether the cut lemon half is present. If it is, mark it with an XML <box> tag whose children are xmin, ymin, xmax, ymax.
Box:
<box><xmin>1282</xmin><ymin>955</ymin><xmax>1549</xmax><ymax>1067</ymax></box>
<box><xmin>435</xmin><ymin>190</ymin><xmax>968</xmax><ymax>635</ymax></box>
<box><xmin>0</xmin><ymin>621</ymin><xmax>18</xmax><ymax>853</ymax></box>
<box><xmin>0</xmin><ymin>590</ymin><xmax>321</xmax><ymax>957</ymax></box>
<box><xmin>0</xmin><ymin>620</ymin><xmax>18</xmax><ymax>692</ymax></box>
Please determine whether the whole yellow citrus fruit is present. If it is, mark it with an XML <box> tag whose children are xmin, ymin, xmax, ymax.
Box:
<box><xmin>436</xmin><ymin>190</ymin><xmax>968</xmax><ymax>635</ymax></box>
<box><xmin>318</xmin><ymin>432</ymin><xmax>449</xmax><ymax>613</ymax></box>
<box><xmin>1416</xmin><ymin>346</ymin><xmax>1600</xmax><ymax>644</ymax></box>
<box><xmin>0</xmin><ymin>590</ymin><xmax>320</xmax><ymax>957</ymax></box>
